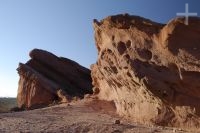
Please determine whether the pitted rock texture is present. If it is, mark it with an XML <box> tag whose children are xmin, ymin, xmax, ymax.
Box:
<box><xmin>17</xmin><ymin>49</ymin><xmax>92</xmax><ymax>109</ymax></box>
<box><xmin>91</xmin><ymin>14</ymin><xmax>200</xmax><ymax>129</ymax></box>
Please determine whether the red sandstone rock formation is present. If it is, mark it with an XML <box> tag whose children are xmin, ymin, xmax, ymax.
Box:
<box><xmin>91</xmin><ymin>14</ymin><xmax>200</xmax><ymax>129</ymax></box>
<box><xmin>17</xmin><ymin>49</ymin><xmax>92</xmax><ymax>109</ymax></box>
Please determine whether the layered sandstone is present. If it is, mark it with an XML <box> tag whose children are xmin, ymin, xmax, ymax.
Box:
<box><xmin>91</xmin><ymin>14</ymin><xmax>200</xmax><ymax>129</ymax></box>
<box><xmin>17</xmin><ymin>49</ymin><xmax>92</xmax><ymax>109</ymax></box>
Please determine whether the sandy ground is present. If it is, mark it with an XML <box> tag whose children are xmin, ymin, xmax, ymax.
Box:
<box><xmin>0</xmin><ymin>99</ymin><xmax>194</xmax><ymax>133</ymax></box>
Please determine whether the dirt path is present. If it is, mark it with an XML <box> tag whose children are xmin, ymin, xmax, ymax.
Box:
<box><xmin>0</xmin><ymin>99</ymin><xmax>191</xmax><ymax>133</ymax></box>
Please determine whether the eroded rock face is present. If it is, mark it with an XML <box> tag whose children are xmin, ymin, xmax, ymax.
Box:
<box><xmin>17</xmin><ymin>49</ymin><xmax>92</xmax><ymax>109</ymax></box>
<box><xmin>91</xmin><ymin>14</ymin><xmax>200</xmax><ymax>129</ymax></box>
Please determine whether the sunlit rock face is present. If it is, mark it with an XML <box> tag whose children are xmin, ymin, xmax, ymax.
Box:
<box><xmin>17</xmin><ymin>49</ymin><xmax>93</xmax><ymax>109</ymax></box>
<box><xmin>91</xmin><ymin>14</ymin><xmax>200</xmax><ymax>129</ymax></box>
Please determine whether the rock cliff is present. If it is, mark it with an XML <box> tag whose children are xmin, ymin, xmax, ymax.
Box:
<box><xmin>91</xmin><ymin>14</ymin><xmax>200</xmax><ymax>129</ymax></box>
<box><xmin>17</xmin><ymin>49</ymin><xmax>93</xmax><ymax>109</ymax></box>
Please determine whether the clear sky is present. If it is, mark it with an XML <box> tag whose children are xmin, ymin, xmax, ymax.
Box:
<box><xmin>0</xmin><ymin>0</ymin><xmax>199</xmax><ymax>97</ymax></box>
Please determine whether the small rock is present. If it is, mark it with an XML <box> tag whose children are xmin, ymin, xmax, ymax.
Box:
<box><xmin>72</xmin><ymin>97</ymin><xmax>80</xmax><ymax>101</ymax></box>
<box><xmin>84</xmin><ymin>94</ymin><xmax>91</xmax><ymax>99</ymax></box>
<box><xmin>115</xmin><ymin>119</ymin><xmax>120</xmax><ymax>124</ymax></box>
<box><xmin>153</xmin><ymin>129</ymin><xmax>159</xmax><ymax>132</ymax></box>
<box><xmin>93</xmin><ymin>87</ymin><xmax>100</xmax><ymax>95</ymax></box>
<box><xmin>112</xmin><ymin>130</ymin><xmax>121</xmax><ymax>133</ymax></box>
<box><xmin>173</xmin><ymin>128</ymin><xmax>177</xmax><ymax>132</ymax></box>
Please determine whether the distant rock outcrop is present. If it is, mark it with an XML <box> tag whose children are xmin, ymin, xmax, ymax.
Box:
<box><xmin>91</xmin><ymin>14</ymin><xmax>200</xmax><ymax>129</ymax></box>
<box><xmin>17</xmin><ymin>49</ymin><xmax>93</xmax><ymax>109</ymax></box>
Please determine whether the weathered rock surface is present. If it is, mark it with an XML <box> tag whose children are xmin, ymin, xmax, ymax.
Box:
<box><xmin>17</xmin><ymin>49</ymin><xmax>92</xmax><ymax>109</ymax></box>
<box><xmin>91</xmin><ymin>14</ymin><xmax>200</xmax><ymax>129</ymax></box>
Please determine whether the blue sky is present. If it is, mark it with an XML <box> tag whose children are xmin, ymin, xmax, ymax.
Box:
<box><xmin>0</xmin><ymin>0</ymin><xmax>199</xmax><ymax>97</ymax></box>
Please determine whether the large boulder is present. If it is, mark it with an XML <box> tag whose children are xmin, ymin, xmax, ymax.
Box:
<box><xmin>17</xmin><ymin>49</ymin><xmax>93</xmax><ymax>109</ymax></box>
<box><xmin>91</xmin><ymin>14</ymin><xmax>200</xmax><ymax>129</ymax></box>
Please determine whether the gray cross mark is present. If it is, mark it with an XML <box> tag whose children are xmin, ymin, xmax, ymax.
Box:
<box><xmin>176</xmin><ymin>3</ymin><xmax>198</xmax><ymax>25</ymax></box>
